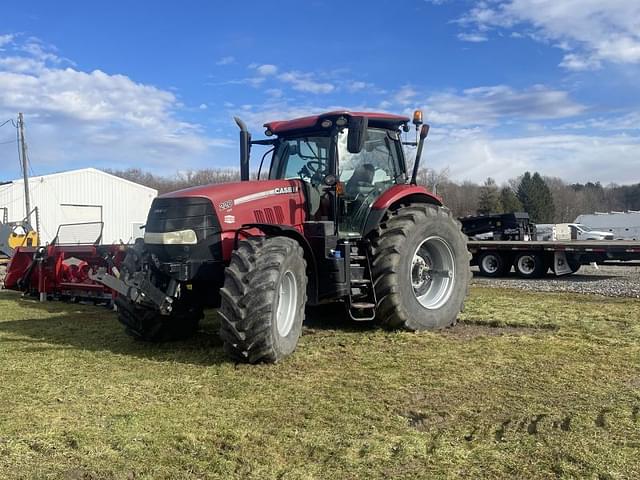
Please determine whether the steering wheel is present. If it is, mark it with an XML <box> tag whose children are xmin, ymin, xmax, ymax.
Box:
<box><xmin>305</xmin><ymin>160</ymin><xmax>324</xmax><ymax>174</ymax></box>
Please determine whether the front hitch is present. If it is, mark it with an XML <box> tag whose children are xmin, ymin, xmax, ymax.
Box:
<box><xmin>90</xmin><ymin>268</ymin><xmax>175</xmax><ymax>315</ymax></box>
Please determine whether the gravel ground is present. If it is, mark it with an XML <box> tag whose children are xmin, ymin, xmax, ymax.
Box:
<box><xmin>471</xmin><ymin>264</ymin><xmax>640</xmax><ymax>298</ymax></box>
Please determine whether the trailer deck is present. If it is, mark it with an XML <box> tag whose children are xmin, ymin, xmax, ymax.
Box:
<box><xmin>468</xmin><ymin>240</ymin><xmax>640</xmax><ymax>277</ymax></box>
<box><xmin>468</xmin><ymin>240</ymin><xmax>640</xmax><ymax>254</ymax></box>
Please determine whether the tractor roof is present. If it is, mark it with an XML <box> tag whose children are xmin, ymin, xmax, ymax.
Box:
<box><xmin>264</xmin><ymin>111</ymin><xmax>410</xmax><ymax>135</ymax></box>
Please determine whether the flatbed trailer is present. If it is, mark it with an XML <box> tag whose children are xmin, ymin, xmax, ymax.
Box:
<box><xmin>468</xmin><ymin>240</ymin><xmax>640</xmax><ymax>278</ymax></box>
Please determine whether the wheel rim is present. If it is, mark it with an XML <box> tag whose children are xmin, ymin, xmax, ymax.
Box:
<box><xmin>517</xmin><ymin>255</ymin><xmax>536</xmax><ymax>275</ymax></box>
<box><xmin>481</xmin><ymin>254</ymin><xmax>499</xmax><ymax>274</ymax></box>
<box><xmin>276</xmin><ymin>270</ymin><xmax>297</xmax><ymax>337</ymax></box>
<box><xmin>410</xmin><ymin>236</ymin><xmax>456</xmax><ymax>310</ymax></box>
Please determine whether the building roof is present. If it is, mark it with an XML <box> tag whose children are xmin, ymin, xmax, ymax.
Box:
<box><xmin>5</xmin><ymin>167</ymin><xmax>157</xmax><ymax>194</ymax></box>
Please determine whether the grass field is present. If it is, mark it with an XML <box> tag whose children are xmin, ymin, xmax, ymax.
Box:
<box><xmin>0</xmin><ymin>287</ymin><xmax>639</xmax><ymax>479</ymax></box>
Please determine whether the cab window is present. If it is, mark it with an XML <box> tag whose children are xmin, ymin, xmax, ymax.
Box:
<box><xmin>270</xmin><ymin>136</ymin><xmax>330</xmax><ymax>184</ymax></box>
<box><xmin>338</xmin><ymin>128</ymin><xmax>402</xmax><ymax>196</ymax></box>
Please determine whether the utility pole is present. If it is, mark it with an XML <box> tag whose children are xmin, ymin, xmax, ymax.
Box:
<box><xmin>17</xmin><ymin>113</ymin><xmax>31</xmax><ymax>225</ymax></box>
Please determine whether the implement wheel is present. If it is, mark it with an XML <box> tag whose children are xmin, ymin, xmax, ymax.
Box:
<box><xmin>219</xmin><ymin>236</ymin><xmax>307</xmax><ymax>363</ymax></box>
<box><xmin>370</xmin><ymin>203</ymin><xmax>471</xmax><ymax>330</ymax></box>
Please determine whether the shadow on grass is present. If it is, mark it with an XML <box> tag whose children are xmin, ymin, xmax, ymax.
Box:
<box><xmin>0</xmin><ymin>294</ymin><xmax>374</xmax><ymax>365</ymax></box>
<box><xmin>304</xmin><ymin>302</ymin><xmax>376</xmax><ymax>333</ymax></box>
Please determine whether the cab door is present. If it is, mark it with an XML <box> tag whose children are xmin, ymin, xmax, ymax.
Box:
<box><xmin>337</xmin><ymin>128</ymin><xmax>404</xmax><ymax>236</ymax></box>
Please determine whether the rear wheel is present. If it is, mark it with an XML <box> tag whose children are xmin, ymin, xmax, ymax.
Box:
<box><xmin>219</xmin><ymin>236</ymin><xmax>307</xmax><ymax>363</ymax></box>
<box><xmin>116</xmin><ymin>296</ymin><xmax>202</xmax><ymax>342</ymax></box>
<box><xmin>370</xmin><ymin>203</ymin><xmax>471</xmax><ymax>330</ymax></box>
<box><xmin>513</xmin><ymin>252</ymin><xmax>547</xmax><ymax>278</ymax></box>
<box><xmin>477</xmin><ymin>251</ymin><xmax>508</xmax><ymax>277</ymax></box>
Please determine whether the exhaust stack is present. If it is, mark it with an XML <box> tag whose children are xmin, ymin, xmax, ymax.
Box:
<box><xmin>234</xmin><ymin>117</ymin><xmax>251</xmax><ymax>181</ymax></box>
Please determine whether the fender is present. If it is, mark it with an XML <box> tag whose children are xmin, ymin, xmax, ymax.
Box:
<box><xmin>236</xmin><ymin>223</ymin><xmax>319</xmax><ymax>305</ymax></box>
<box><xmin>363</xmin><ymin>184</ymin><xmax>442</xmax><ymax>237</ymax></box>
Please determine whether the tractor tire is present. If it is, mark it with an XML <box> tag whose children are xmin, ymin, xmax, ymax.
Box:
<box><xmin>477</xmin><ymin>251</ymin><xmax>508</xmax><ymax>277</ymax></box>
<box><xmin>219</xmin><ymin>236</ymin><xmax>307</xmax><ymax>363</ymax></box>
<box><xmin>370</xmin><ymin>203</ymin><xmax>472</xmax><ymax>330</ymax></box>
<box><xmin>115</xmin><ymin>296</ymin><xmax>202</xmax><ymax>342</ymax></box>
<box><xmin>513</xmin><ymin>252</ymin><xmax>547</xmax><ymax>278</ymax></box>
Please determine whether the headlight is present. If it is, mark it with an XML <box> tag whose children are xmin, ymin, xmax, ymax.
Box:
<box><xmin>144</xmin><ymin>229</ymin><xmax>198</xmax><ymax>245</ymax></box>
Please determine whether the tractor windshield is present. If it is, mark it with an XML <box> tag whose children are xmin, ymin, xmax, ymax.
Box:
<box><xmin>269</xmin><ymin>136</ymin><xmax>331</xmax><ymax>183</ymax></box>
<box><xmin>337</xmin><ymin>128</ymin><xmax>404</xmax><ymax>235</ymax></box>
<box><xmin>269</xmin><ymin>135</ymin><xmax>332</xmax><ymax>220</ymax></box>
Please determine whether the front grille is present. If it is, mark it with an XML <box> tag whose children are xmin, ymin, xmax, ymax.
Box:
<box><xmin>144</xmin><ymin>196</ymin><xmax>223</xmax><ymax>270</ymax></box>
<box><xmin>146</xmin><ymin>197</ymin><xmax>219</xmax><ymax>241</ymax></box>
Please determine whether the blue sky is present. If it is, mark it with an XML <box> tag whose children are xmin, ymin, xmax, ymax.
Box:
<box><xmin>1</xmin><ymin>0</ymin><xmax>639</xmax><ymax>184</ymax></box>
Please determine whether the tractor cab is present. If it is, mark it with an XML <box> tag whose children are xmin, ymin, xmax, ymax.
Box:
<box><xmin>244</xmin><ymin>111</ymin><xmax>427</xmax><ymax>238</ymax></box>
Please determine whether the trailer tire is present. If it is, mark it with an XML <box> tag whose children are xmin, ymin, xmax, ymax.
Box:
<box><xmin>566</xmin><ymin>254</ymin><xmax>581</xmax><ymax>274</ymax></box>
<box><xmin>116</xmin><ymin>296</ymin><xmax>202</xmax><ymax>342</ymax></box>
<box><xmin>513</xmin><ymin>252</ymin><xmax>546</xmax><ymax>278</ymax></box>
<box><xmin>219</xmin><ymin>236</ymin><xmax>307</xmax><ymax>363</ymax></box>
<box><xmin>477</xmin><ymin>252</ymin><xmax>508</xmax><ymax>277</ymax></box>
<box><xmin>370</xmin><ymin>203</ymin><xmax>471</xmax><ymax>330</ymax></box>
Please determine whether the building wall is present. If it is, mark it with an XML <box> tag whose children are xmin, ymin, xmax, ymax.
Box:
<box><xmin>0</xmin><ymin>168</ymin><xmax>157</xmax><ymax>244</ymax></box>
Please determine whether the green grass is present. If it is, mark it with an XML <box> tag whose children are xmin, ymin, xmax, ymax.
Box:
<box><xmin>0</xmin><ymin>287</ymin><xmax>639</xmax><ymax>479</ymax></box>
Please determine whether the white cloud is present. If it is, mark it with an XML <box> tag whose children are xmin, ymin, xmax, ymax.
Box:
<box><xmin>0</xmin><ymin>34</ymin><xmax>13</xmax><ymax>49</ymax></box>
<box><xmin>255</xmin><ymin>64</ymin><xmax>278</xmax><ymax>76</ymax></box>
<box><xmin>216</xmin><ymin>56</ymin><xmax>235</xmax><ymax>66</ymax></box>
<box><xmin>415</xmin><ymin>84</ymin><xmax>585</xmax><ymax>126</ymax></box>
<box><xmin>458</xmin><ymin>1</ymin><xmax>640</xmax><ymax>70</ymax></box>
<box><xmin>278</xmin><ymin>71</ymin><xmax>334</xmax><ymax>94</ymax></box>
<box><xmin>395</xmin><ymin>85</ymin><xmax>418</xmax><ymax>106</ymax></box>
<box><xmin>457</xmin><ymin>32</ymin><xmax>488</xmax><ymax>43</ymax></box>
<box><xmin>426</xmin><ymin>131</ymin><xmax>640</xmax><ymax>184</ymax></box>
<box><xmin>265</xmin><ymin>88</ymin><xmax>283</xmax><ymax>98</ymax></box>
<box><xmin>346</xmin><ymin>80</ymin><xmax>373</xmax><ymax>92</ymax></box>
<box><xmin>0</xmin><ymin>36</ymin><xmax>232</xmax><ymax>179</ymax></box>
<box><xmin>199</xmin><ymin>103</ymin><xmax>208</xmax><ymax>110</ymax></box>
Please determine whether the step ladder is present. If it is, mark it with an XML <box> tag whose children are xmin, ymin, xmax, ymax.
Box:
<box><xmin>342</xmin><ymin>240</ymin><xmax>377</xmax><ymax>321</ymax></box>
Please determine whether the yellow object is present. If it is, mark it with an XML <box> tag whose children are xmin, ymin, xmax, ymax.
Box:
<box><xmin>8</xmin><ymin>228</ymin><xmax>38</xmax><ymax>249</ymax></box>
<box><xmin>412</xmin><ymin>110</ymin><xmax>423</xmax><ymax>125</ymax></box>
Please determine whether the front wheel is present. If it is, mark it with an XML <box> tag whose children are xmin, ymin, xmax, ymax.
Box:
<box><xmin>370</xmin><ymin>203</ymin><xmax>472</xmax><ymax>330</ymax></box>
<box><xmin>219</xmin><ymin>236</ymin><xmax>307</xmax><ymax>363</ymax></box>
<box><xmin>116</xmin><ymin>296</ymin><xmax>202</xmax><ymax>342</ymax></box>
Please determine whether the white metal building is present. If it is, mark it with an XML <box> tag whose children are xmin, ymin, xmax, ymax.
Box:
<box><xmin>0</xmin><ymin>168</ymin><xmax>157</xmax><ymax>244</ymax></box>
<box><xmin>575</xmin><ymin>211</ymin><xmax>640</xmax><ymax>241</ymax></box>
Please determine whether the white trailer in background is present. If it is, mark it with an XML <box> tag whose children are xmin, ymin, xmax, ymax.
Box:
<box><xmin>0</xmin><ymin>168</ymin><xmax>157</xmax><ymax>244</ymax></box>
<box><xmin>575</xmin><ymin>212</ymin><xmax>640</xmax><ymax>241</ymax></box>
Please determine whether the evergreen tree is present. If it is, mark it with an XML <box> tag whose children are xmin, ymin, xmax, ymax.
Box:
<box><xmin>477</xmin><ymin>177</ymin><xmax>501</xmax><ymax>215</ymax></box>
<box><xmin>517</xmin><ymin>171</ymin><xmax>555</xmax><ymax>223</ymax></box>
<box><xmin>499</xmin><ymin>186</ymin><xmax>523</xmax><ymax>213</ymax></box>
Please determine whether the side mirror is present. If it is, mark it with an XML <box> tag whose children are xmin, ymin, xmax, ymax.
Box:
<box><xmin>347</xmin><ymin>116</ymin><xmax>368</xmax><ymax>154</ymax></box>
<box><xmin>420</xmin><ymin>124</ymin><xmax>430</xmax><ymax>139</ymax></box>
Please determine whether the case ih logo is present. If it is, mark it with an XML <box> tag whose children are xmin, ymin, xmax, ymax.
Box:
<box><xmin>234</xmin><ymin>186</ymin><xmax>299</xmax><ymax>205</ymax></box>
<box><xmin>273</xmin><ymin>186</ymin><xmax>298</xmax><ymax>195</ymax></box>
<box><xmin>218</xmin><ymin>200</ymin><xmax>234</xmax><ymax>210</ymax></box>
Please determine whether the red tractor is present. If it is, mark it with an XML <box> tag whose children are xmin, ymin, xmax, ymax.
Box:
<box><xmin>95</xmin><ymin>110</ymin><xmax>471</xmax><ymax>362</ymax></box>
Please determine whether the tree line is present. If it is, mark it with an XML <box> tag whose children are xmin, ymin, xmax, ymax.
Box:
<box><xmin>106</xmin><ymin>167</ymin><xmax>640</xmax><ymax>224</ymax></box>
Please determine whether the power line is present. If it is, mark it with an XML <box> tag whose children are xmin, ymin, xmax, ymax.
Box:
<box><xmin>0</xmin><ymin>119</ymin><xmax>15</xmax><ymax>128</ymax></box>
<box><xmin>0</xmin><ymin>138</ymin><xmax>16</xmax><ymax>145</ymax></box>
